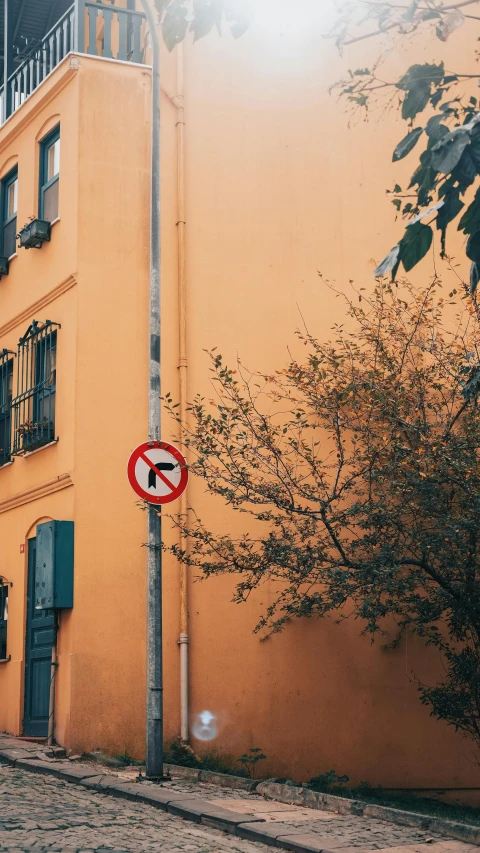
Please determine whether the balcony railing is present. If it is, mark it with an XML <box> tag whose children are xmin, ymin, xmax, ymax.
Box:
<box><xmin>1</xmin><ymin>2</ymin><xmax>148</xmax><ymax>125</ymax></box>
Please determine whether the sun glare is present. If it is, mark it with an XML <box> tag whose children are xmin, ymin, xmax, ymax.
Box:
<box><xmin>252</xmin><ymin>0</ymin><xmax>337</xmax><ymax>41</ymax></box>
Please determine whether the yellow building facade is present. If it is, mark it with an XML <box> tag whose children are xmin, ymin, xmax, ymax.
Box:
<box><xmin>0</xmin><ymin>0</ymin><xmax>477</xmax><ymax>794</ymax></box>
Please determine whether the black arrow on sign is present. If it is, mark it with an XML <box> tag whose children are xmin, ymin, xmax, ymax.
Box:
<box><xmin>148</xmin><ymin>462</ymin><xmax>177</xmax><ymax>489</ymax></box>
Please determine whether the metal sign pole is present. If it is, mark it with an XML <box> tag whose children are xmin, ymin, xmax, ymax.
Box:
<box><xmin>147</xmin><ymin>503</ymin><xmax>163</xmax><ymax>779</ymax></box>
<box><xmin>139</xmin><ymin>0</ymin><xmax>163</xmax><ymax>780</ymax></box>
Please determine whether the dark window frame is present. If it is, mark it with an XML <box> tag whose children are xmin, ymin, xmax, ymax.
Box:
<box><xmin>0</xmin><ymin>350</ymin><xmax>14</xmax><ymax>467</ymax></box>
<box><xmin>33</xmin><ymin>330</ymin><xmax>57</xmax><ymax>431</ymax></box>
<box><xmin>1</xmin><ymin>166</ymin><xmax>18</xmax><ymax>260</ymax></box>
<box><xmin>0</xmin><ymin>582</ymin><xmax>9</xmax><ymax>662</ymax></box>
<box><xmin>39</xmin><ymin>125</ymin><xmax>60</xmax><ymax>222</ymax></box>
<box><xmin>11</xmin><ymin>320</ymin><xmax>60</xmax><ymax>456</ymax></box>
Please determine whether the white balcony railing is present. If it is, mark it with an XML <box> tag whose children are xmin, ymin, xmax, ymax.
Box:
<box><xmin>0</xmin><ymin>1</ymin><xmax>147</xmax><ymax>126</ymax></box>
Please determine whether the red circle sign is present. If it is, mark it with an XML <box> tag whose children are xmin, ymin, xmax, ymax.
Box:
<box><xmin>127</xmin><ymin>441</ymin><xmax>188</xmax><ymax>505</ymax></box>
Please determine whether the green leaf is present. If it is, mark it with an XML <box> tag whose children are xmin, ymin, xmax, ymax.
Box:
<box><xmin>471</xmin><ymin>262</ymin><xmax>480</xmax><ymax>295</ymax></box>
<box><xmin>374</xmin><ymin>245</ymin><xmax>400</xmax><ymax>277</ymax></box>
<box><xmin>466</xmin><ymin>231</ymin><xmax>480</xmax><ymax>264</ymax></box>
<box><xmin>348</xmin><ymin>94</ymin><xmax>368</xmax><ymax>107</ymax></box>
<box><xmin>425</xmin><ymin>115</ymin><xmax>449</xmax><ymax>141</ymax></box>
<box><xmin>420</xmin><ymin>9</ymin><xmax>441</xmax><ymax>19</ymax></box>
<box><xmin>436</xmin><ymin>190</ymin><xmax>464</xmax><ymax>231</ymax></box>
<box><xmin>400</xmin><ymin>222</ymin><xmax>433</xmax><ymax>271</ymax></box>
<box><xmin>452</xmin><ymin>148</ymin><xmax>477</xmax><ymax>186</ymax></box>
<box><xmin>431</xmin><ymin>129</ymin><xmax>470</xmax><ymax>174</ymax></box>
<box><xmin>458</xmin><ymin>187</ymin><xmax>480</xmax><ymax>235</ymax></box>
<box><xmin>409</xmin><ymin>150</ymin><xmax>437</xmax><ymax>193</ymax></box>
<box><xmin>437</xmin><ymin>189</ymin><xmax>465</xmax><ymax>255</ymax></box>
<box><xmin>468</xmin><ymin>135</ymin><xmax>480</xmax><ymax>171</ymax></box>
<box><xmin>397</xmin><ymin>63</ymin><xmax>445</xmax><ymax>91</ymax></box>
<box><xmin>190</xmin><ymin>0</ymin><xmax>218</xmax><ymax>41</ymax></box>
<box><xmin>162</xmin><ymin>0</ymin><xmax>189</xmax><ymax>50</ymax></box>
<box><xmin>224</xmin><ymin>0</ymin><xmax>251</xmax><ymax>38</ymax></box>
<box><xmin>391</xmin><ymin>257</ymin><xmax>401</xmax><ymax>281</ymax></box>
<box><xmin>436</xmin><ymin>9</ymin><xmax>465</xmax><ymax>42</ymax></box>
<box><xmin>430</xmin><ymin>89</ymin><xmax>445</xmax><ymax>108</ymax></box>
<box><xmin>402</xmin><ymin>82</ymin><xmax>431</xmax><ymax>121</ymax></box>
<box><xmin>393</xmin><ymin>128</ymin><xmax>423</xmax><ymax>161</ymax></box>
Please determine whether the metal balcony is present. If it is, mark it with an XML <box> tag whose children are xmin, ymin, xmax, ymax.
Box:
<box><xmin>0</xmin><ymin>0</ymin><xmax>147</xmax><ymax>125</ymax></box>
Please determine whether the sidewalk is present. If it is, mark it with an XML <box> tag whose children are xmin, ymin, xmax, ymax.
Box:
<box><xmin>0</xmin><ymin>734</ymin><xmax>478</xmax><ymax>853</ymax></box>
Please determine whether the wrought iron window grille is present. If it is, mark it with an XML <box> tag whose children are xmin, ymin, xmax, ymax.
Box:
<box><xmin>11</xmin><ymin>320</ymin><xmax>60</xmax><ymax>457</ymax></box>
<box><xmin>0</xmin><ymin>349</ymin><xmax>14</xmax><ymax>467</ymax></box>
<box><xmin>0</xmin><ymin>579</ymin><xmax>10</xmax><ymax>662</ymax></box>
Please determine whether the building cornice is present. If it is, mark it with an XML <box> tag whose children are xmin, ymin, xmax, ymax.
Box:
<box><xmin>0</xmin><ymin>473</ymin><xmax>73</xmax><ymax>515</ymax></box>
<box><xmin>0</xmin><ymin>274</ymin><xmax>77</xmax><ymax>338</ymax></box>
<box><xmin>0</xmin><ymin>55</ymin><xmax>79</xmax><ymax>150</ymax></box>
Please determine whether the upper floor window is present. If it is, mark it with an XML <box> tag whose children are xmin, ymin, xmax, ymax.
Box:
<box><xmin>0</xmin><ymin>582</ymin><xmax>8</xmax><ymax>661</ymax></box>
<box><xmin>34</xmin><ymin>330</ymin><xmax>57</xmax><ymax>437</ymax></box>
<box><xmin>12</xmin><ymin>320</ymin><xmax>59</xmax><ymax>456</ymax></box>
<box><xmin>39</xmin><ymin>127</ymin><xmax>60</xmax><ymax>223</ymax></box>
<box><xmin>0</xmin><ymin>350</ymin><xmax>13</xmax><ymax>466</ymax></box>
<box><xmin>1</xmin><ymin>168</ymin><xmax>17</xmax><ymax>259</ymax></box>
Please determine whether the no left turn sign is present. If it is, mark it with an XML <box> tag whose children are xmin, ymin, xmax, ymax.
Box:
<box><xmin>127</xmin><ymin>440</ymin><xmax>188</xmax><ymax>505</ymax></box>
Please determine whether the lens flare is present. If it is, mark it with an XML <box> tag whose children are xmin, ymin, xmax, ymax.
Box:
<box><xmin>192</xmin><ymin>710</ymin><xmax>218</xmax><ymax>741</ymax></box>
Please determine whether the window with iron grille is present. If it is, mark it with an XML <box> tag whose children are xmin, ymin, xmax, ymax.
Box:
<box><xmin>1</xmin><ymin>168</ymin><xmax>18</xmax><ymax>259</ymax></box>
<box><xmin>0</xmin><ymin>350</ymin><xmax>13</xmax><ymax>466</ymax></box>
<box><xmin>12</xmin><ymin>320</ymin><xmax>60</xmax><ymax>456</ymax></box>
<box><xmin>39</xmin><ymin>126</ymin><xmax>60</xmax><ymax>222</ymax></box>
<box><xmin>0</xmin><ymin>582</ymin><xmax>8</xmax><ymax>661</ymax></box>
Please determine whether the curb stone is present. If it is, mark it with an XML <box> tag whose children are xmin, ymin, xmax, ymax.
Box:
<box><xmin>256</xmin><ymin>783</ymin><xmax>480</xmax><ymax>847</ymax></box>
<box><xmin>15</xmin><ymin>757</ymin><xmax>100</xmax><ymax>783</ymax></box>
<box><xmin>1</xmin><ymin>748</ymin><xmax>480</xmax><ymax>852</ymax></box>
<box><xmin>164</xmin><ymin>763</ymin><xmax>258</xmax><ymax>791</ymax></box>
<box><xmin>163</xmin><ymin>765</ymin><xmax>480</xmax><ymax>847</ymax></box>
<box><xmin>277</xmin><ymin>839</ymin><xmax>366</xmax><ymax>853</ymax></box>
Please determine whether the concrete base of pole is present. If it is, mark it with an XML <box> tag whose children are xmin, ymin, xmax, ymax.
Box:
<box><xmin>142</xmin><ymin>775</ymin><xmax>171</xmax><ymax>783</ymax></box>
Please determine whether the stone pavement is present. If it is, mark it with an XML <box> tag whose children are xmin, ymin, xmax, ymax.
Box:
<box><xmin>0</xmin><ymin>735</ymin><xmax>479</xmax><ymax>853</ymax></box>
<box><xmin>0</xmin><ymin>763</ymin><xmax>270</xmax><ymax>852</ymax></box>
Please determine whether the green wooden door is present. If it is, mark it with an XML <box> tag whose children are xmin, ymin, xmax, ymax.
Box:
<box><xmin>24</xmin><ymin>538</ymin><xmax>56</xmax><ymax>737</ymax></box>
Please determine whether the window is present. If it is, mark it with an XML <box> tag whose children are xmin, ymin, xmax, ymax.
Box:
<box><xmin>0</xmin><ymin>350</ymin><xmax>13</xmax><ymax>466</ymax></box>
<box><xmin>39</xmin><ymin>126</ymin><xmax>60</xmax><ymax>222</ymax></box>
<box><xmin>33</xmin><ymin>331</ymin><xmax>57</xmax><ymax>435</ymax></box>
<box><xmin>12</xmin><ymin>320</ymin><xmax>60</xmax><ymax>456</ymax></box>
<box><xmin>1</xmin><ymin>168</ymin><xmax>17</xmax><ymax>259</ymax></box>
<box><xmin>0</xmin><ymin>582</ymin><xmax>8</xmax><ymax>661</ymax></box>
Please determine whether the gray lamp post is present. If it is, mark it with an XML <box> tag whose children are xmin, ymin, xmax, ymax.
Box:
<box><xmin>138</xmin><ymin>0</ymin><xmax>164</xmax><ymax>781</ymax></box>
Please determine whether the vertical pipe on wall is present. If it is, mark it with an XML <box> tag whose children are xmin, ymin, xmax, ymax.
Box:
<box><xmin>175</xmin><ymin>44</ymin><xmax>189</xmax><ymax>743</ymax></box>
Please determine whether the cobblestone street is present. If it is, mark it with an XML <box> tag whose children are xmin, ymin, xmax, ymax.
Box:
<box><xmin>1</xmin><ymin>762</ymin><xmax>476</xmax><ymax>853</ymax></box>
<box><xmin>0</xmin><ymin>765</ymin><xmax>271</xmax><ymax>853</ymax></box>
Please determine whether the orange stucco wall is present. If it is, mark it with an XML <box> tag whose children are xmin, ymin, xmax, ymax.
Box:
<box><xmin>0</xmin><ymin>4</ymin><xmax>477</xmax><ymax>792</ymax></box>
<box><xmin>163</xmin><ymin>12</ymin><xmax>477</xmax><ymax>790</ymax></box>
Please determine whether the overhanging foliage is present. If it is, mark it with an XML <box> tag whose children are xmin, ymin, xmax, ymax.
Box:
<box><xmin>164</xmin><ymin>281</ymin><xmax>480</xmax><ymax>746</ymax></box>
